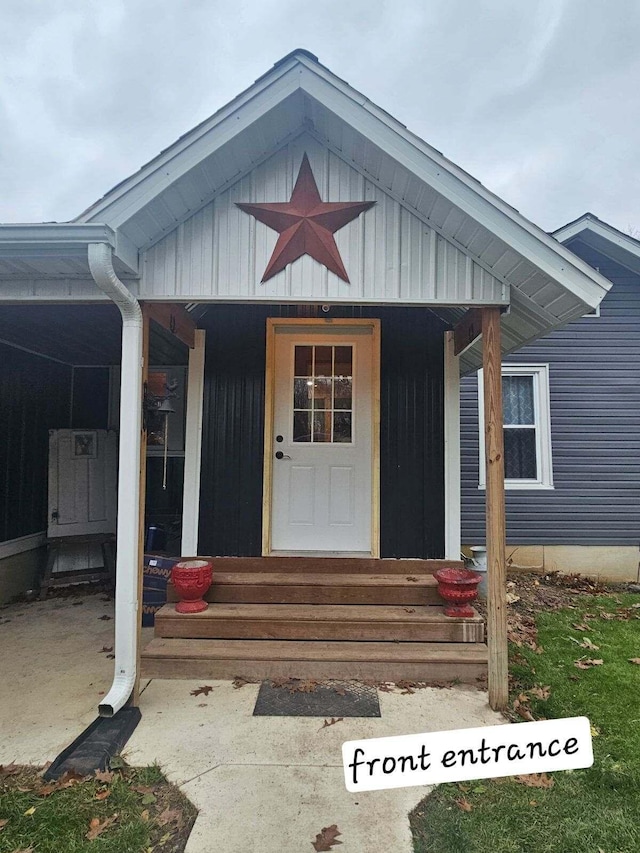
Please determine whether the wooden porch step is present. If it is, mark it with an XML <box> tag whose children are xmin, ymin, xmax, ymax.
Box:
<box><xmin>154</xmin><ymin>603</ymin><xmax>484</xmax><ymax>643</ymax></box>
<box><xmin>168</xmin><ymin>573</ymin><xmax>443</xmax><ymax>605</ymax></box>
<box><xmin>179</xmin><ymin>557</ymin><xmax>463</xmax><ymax>575</ymax></box>
<box><xmin>140</xmin><ymin>638</ymin><xmax>488</xmax><ymax>683</ymax></box>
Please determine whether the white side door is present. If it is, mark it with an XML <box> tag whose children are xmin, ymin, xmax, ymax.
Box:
<box><xmin>270</xmin><ymin>325</ymin><xmax>375</xmax><ymax>554</ymax></box>
<box><xmin>47</xmin><ymin>429</ymin><xmax>118</xmax><ymax>538</ymax></box>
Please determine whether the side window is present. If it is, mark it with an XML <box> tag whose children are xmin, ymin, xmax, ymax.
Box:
<box><xmin>478</xmin><ymin>365</ymin><xmax>553</xmax><ymax>489</ymax></box>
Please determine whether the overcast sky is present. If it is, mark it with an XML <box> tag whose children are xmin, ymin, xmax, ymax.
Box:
<box><xmin>1</xmin><ymin>0</ymin><xmax>638</xmax><ymax>233</ymax></box>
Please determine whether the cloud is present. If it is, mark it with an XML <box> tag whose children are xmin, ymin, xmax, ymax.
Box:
<box><xmin>0</xmin><ymin>0</ymin><xmax>638</xmax><ymax>231</ymax></box>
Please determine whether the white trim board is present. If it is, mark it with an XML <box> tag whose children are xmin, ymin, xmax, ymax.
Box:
<box><xmin>443</xmin><ymin>332</ymin><xmax>461</xmax><ymax>559</ymax></box>
<box><xmin>477</xmin><ymin>363</ymin><xmax>554</xmax><ymax>491</ymax></box>
<box><xmin>181</xmin><ymin>329</ymin><xmax>206</xmax><ymax>555</ymax></box>
<box><xmin>0</xmin><ymin>532</ymin><xmax>46</xmax><ymax>561</ymax></box>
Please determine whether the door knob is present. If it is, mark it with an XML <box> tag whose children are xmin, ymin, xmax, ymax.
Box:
<box><xmin>275</xmin><ymin>451</ymin><xmax>291</xmax><ymax>460</ymax></box>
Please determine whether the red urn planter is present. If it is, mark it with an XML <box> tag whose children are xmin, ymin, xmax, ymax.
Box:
<box><xmin>434</xmin><ymin>568</ymin><xmax>482</xmax><ymax>618</ymax></box>
<box><xmin>171</xmin><ymin>559</ymin><xmax>213</xmax><ymax>614</ymax></box>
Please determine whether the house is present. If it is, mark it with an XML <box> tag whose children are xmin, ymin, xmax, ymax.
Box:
<box><xmin>0</xmin><ymin>50</ymin><xmax>611</xmax><ymax>713</ymax></box>
<box><xmin>461</xmin><ymin>214</ymin><xmax>640</xmax><ymax>582</ymax></box>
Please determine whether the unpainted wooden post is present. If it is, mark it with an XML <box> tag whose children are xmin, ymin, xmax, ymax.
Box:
<box><xmin>482</xmin><ymin>307</ymin><xmax>508</xmax><ymax>711</ymax></box>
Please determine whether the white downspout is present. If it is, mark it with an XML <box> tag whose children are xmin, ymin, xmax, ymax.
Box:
<box><xmin>88</xmin><ymin>242</ymin><xmax>142</xmax><ymax>717</ymax></box>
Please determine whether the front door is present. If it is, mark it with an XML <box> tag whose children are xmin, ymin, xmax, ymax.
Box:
<box><xmin>268</xmin><ymin>321</ymin><xmax>378</xmax><ymax>554</ymax></box>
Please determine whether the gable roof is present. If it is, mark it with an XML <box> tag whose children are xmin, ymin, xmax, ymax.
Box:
<box><xmin>553</xmin><ymin>213</ymin><xmax>640</xmax><ymax>276</ymax></box>
<box><xmin>1</xmin><ymin>50</ymin><xmax>612</xmax><ymax>372</ymax></box>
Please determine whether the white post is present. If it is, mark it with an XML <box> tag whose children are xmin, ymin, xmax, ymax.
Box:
<box><xmin>444</xmin><ymin>331</ymin><xmax>461</xmax><ymax>560</ymax></box>
<box><xmin>181</xmin><ymin>329</ymin><xmax>206</xmax><ymax>556</ymax></box>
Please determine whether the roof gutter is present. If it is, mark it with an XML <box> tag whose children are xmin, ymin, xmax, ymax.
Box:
<box><xmin>88</xmin><ymin>242</ymin><xmax>143</xmax><ymax>718</ymax></box>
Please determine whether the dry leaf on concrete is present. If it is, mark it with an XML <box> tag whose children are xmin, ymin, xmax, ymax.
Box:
<box><xmin>320</xmin><ymin>717</ymin><xmax>343</xmax><ymax>730</ymax></box>
<box><xmin>312</xmin><ymin>824</ymin><xmax>343</xmax><ymax>850</ymax></box>
<box><xmin>190</xmin><ymin>685</ymin><xmax>213</xmax><ymax>697</ymax></box>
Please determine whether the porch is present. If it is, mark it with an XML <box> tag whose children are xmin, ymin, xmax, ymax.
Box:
<box><xmin>142</xmin><ymin>557</ymin><xmax>487</xmax><ymax>682</ymax></box>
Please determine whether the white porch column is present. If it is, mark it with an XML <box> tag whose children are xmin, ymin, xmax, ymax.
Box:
<box><xmin>443</xmin><ymin>331</ymin><xmax>461</xmax><ymax>560</ymax></box>
<box><xmin>181</xmin><ymin>329</ymin><xmax>206</xmax><ymax>556</ymax></box>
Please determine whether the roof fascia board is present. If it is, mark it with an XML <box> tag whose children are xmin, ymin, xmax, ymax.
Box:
<box><xmin>297</xmin><ymin>66</ymin><xmax>611</xmax><ymax>307</ymax></box>
<box><xmin>0</xmin><ymin>223</ymin><xmax>115</xmax><ymax>249</ymax></box>
<box><xmin>78</xmin><ymin>65</ymin><xmax>302</xmax><ymax>228</ymax></box>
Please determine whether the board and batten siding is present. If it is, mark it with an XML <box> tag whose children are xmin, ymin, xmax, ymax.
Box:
<box><xmin>0</xmin><ymin>343</ymin><xmax>72</xmax><ymax>543</ymax></box>
<box><xmin>197</xmin><ymin>304</ymin><xmax>446</xmax><ymax>559</ymax></box>
<box><xmin>141</xmin><ymin>135</ymin><xmax>505</xmax><ymax>306</ymax></box>
<box><xmin>461</xmin><ymin>240</ymin><xmax>640</xmax><ymax>546</ymax></box>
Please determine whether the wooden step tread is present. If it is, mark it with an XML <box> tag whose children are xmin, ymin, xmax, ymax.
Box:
<box><xmin>142</xmin><ymin>638</ymin><xmax>488</xmax><ymax>663</ymax></box>
<box><xmin>192</xmin><ymin>557</ymin><xmax>463</xmax><ymax>575</ymax></box>
<box><xmin>207</xmin><ymin>573</ymin><xmax>438</xmax><ymax>587</ymax></box>
<box><xmin>156</xmin><ymin>603</ymin><xmax>481</xmax><ymax>623</ymax></box>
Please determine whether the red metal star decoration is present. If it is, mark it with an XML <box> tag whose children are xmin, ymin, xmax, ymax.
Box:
<box><xmin>236</xmin><ymin>154</ymin><xmax>375</xmax><ymax>283</ymax></box>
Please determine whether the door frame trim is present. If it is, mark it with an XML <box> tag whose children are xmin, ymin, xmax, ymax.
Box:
<box><xmin>262</xmin><ymin>317</ymin><xmax>381</xmax><ymax>557</ymax></box>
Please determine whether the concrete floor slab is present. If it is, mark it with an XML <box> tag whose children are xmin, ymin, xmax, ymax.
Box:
<box><xmin>0</xmin><ymin>594</ymin><xmax>504</xmax><ymax>851</ymax></box>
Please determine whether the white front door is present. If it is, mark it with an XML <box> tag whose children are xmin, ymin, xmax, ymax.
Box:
<box><xmin>269</xmin><ymin>323</ymin><xmax>376</xmax><ymax>554</ymax></box>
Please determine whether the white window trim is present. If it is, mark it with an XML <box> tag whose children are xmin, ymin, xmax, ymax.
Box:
<box><xmin>477</xmin><ymin>363</ymin><xmax>554</xmax><ymax>490</ymax></box>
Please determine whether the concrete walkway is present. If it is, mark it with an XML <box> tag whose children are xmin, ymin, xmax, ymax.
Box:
<box><xmin>0</xmin><ymin>595</ymin><xmax>503</xmax><ymax>852</ymax></box>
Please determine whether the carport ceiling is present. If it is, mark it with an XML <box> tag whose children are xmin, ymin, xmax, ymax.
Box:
<box><xmin>0</xmin><ymin>305</ymin><xmax>188</xmax><ymax>365</ymax></box>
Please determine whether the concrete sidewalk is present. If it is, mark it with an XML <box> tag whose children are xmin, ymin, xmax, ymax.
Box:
<box><xmin>127</xmin><ymin>679</ymin><xmax>502</xmax><ymax>852</ymax></box>
<box><xmin>0</xmin><ymin>595</ymin><xmax>503</xmax><ymax>852</ymax></box>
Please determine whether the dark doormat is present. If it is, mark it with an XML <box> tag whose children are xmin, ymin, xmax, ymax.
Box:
<box><xmin>253</xmin><ymin>680</ymin><xmax>380</xmax><ymax>718</ymax></box>
<box><xmin>44</xmin><ymin>708</ymin><xmax>142</xmax><ymax>780</ymax></box>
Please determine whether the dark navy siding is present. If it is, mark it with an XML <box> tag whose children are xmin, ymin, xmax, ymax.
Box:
<box><xmin>0</xmin><ymin>344</ymin><xmax>72</xmax><ymax>542</ymax></box>
<box><xmin>197</xmin><ymin>305</ymin><xmax>446</xmax><ymax>558</ymax></box>
<box><xmin>461</xmin><ymin>239</ymin><xmax>640</xmax><ymax>545</ymax></box>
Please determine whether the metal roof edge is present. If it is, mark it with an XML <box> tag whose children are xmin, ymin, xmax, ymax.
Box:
<box><xmin>0</xmin><ymin>222</ymin><xmax>115</xmax><ymax>248</ymax></box>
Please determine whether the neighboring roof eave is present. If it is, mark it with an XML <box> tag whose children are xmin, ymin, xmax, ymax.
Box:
<box><xmin>552</xmin><ymin>213</ymin><xmax>640</xmax><ymax>276</ymax></box>
<box><xmin>73</xmin><ymin>49</ymin><xmax>610</xmax><ymax>311</ymax></box>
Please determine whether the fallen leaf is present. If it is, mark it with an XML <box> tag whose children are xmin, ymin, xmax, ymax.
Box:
<box><xmin>571</xmin><ymin>623</ymin><xmax>589</xmax><ymax>631</ymax></box>
<box><xmin>37</xmin><ymin>783</ymin><xmax>58</xmax><ymax>797</ymax></box>
<box><xmin>190</xmin><ymin>685</ymin><xmax>213</xmax><ymax>697</ymax></box>
<box><xmin>529</xmin><ymin>800</ymin><xmax>538</xmax><ymax>806</ymax></box>
<box><xmin>156</xmin><ymin>807</ymin><xmax>183</xmax><ymax>827</ymax></box>
<box><xmin>312</xmin><ymin>824</ymin><xmax>343</xmax><ymax>851</ymax></box>
<box><xmin>629</xmin><ymin>658</ymin><xmax>640</xmax><ymax>665</ymax></box>
<box><xmin>94</xmin><ymin>770</ymin><xmax>115</xmax><ymax>783</ymax></box>
<box><xmin>529</xmin><ymin>686</ymin><xmax>551</xmax><ymax>701</ymax></box>
<box><xmin>58</xmin><ymin>770</ymin><xmax>87</xmax><ymax>788</ymax></box>
<box><xmin>454</xmin><ymin>798</ymin><xmax>473</xmax><ymax>812</ymax></box>
<box><xmin>404</xmin><ymin>608</ymin><xmax>416</xmax><ymax>613</ymax></box>
<box><xmin>590</xmin><ymin>725</ymin><xmax>600</xmax><ymax>737</ymax></box>
<box><xmin>106</xmin><ymin>653</ymin><xmax>115</xmax><ymax>659</ymax></box>
<box><xmin>98</xmin><ymin>615</ymin><xmax>112</xmax><ymax>621</ymax></box>
<box><xmin>100</xmin><ymin>646</ymin><xmax>114</xmax><ymax>653</ymax></box>
<box><xmin>232</xmin><ymin>676</ymin><xmax>254</xmax><ymax>689</ymax></box>
<box><xmin>0</xmin><ymin>763</ymin><xmax>21</xmax><ymax>776</ymax></box>
<box><xmin>86</xmin><ymin>813</ymin><xmax>118</xmax><ymax>840</ymax></box>
<box><xmin>406</xmin><ymin>576</ymin><xmax>419</xmax><ymax>582</ymax></box>
<box><xmin>514</xmin><ymin>773</ymin><xmax>554</xmax><ymax>789</ymax></box>
<box><xmin>320</xmin><ymin>717</ymin><xmax>343</xmax><ymax>729</ymax></box>
<box><xmin>579</xmin><ymin>638</ymin><xmax>600</xmax><ymax>651</ymax></box>
<box><xmin>140</xmin><ymin>809</ymin><xmax>150</xmax><ymax>821</ymax></box>
<box><xmin>159</xmin><ymin>832</ymin><xmax>173</xmax><ymax>844</ymax></box>
<box><xmin>506</xmin><ymin>592</ymin><xmax>520</xmax><ymax>604</ymax></box>
<box><xmin>23</xmin><ymin>807</ymin><xmax>36</xmax><ymax>816</ymax></box>
<box><xmin>574</xmin><ymin>658</ymin><xmax>603</xmax><ymax>669</ymax></box>
<box><xmin>133</xmin><ymin>785</ymin><xmax>156</xmax><ymax>795</ymax></box>
<box><xmin>0</xmin><ymin>819</ymin><xmax>8</xmax><ymax>830</ymax></box>
<box><xmin>109</xmin><ymin>756</ymin><xmax>125</xmax><ymax>770</ymax></box>
<box><xmin>141</xmin><ymin>793</ymin><xmax>157</xmax><ymax>805</ymax></box>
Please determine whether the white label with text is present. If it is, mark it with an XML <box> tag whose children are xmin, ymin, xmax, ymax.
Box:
<box><xmin>342</xmin><ymin>716</ymin><xmax>593</xmax><ymax>792</ymax></box>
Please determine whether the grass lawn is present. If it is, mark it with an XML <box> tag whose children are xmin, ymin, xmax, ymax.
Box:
<box><xmin>410</xmin><ymin>585</ymin><xmax>640</xmax><ymax>853</ymax></box>
<box><xmin>0</xmin><ymin>762</ymin><xmax>196</xmax><ymax>853</ymax></box>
